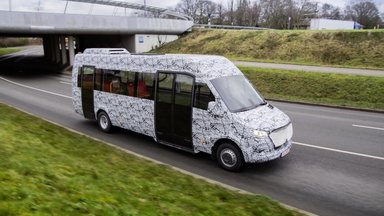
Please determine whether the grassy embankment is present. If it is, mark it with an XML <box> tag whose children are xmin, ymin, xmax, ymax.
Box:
<box><xmin>0</xmin><ymin>37</ymin><xmax>40</xmax><ymax>56</ymax></box>
<box><xmin>154</xmin><ymin>29</ymin><xmax>384</xmax><ymax>69</ymax></box>
<box><xmin>241</xmin><ymin>66</ymin><xmax>384</xmax><ymax>111</ymax></box>
<box><xmin>0</xmin><ymin>47</ymin><xmax>21</xmax><ymax>56</ymax></box>
<box><xmin>0</xmin><ymin>104</ymin><xmax>302</xmax><ymax>216</ymax></box>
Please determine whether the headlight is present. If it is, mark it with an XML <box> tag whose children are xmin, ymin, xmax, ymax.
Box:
<box><xmin>253</xmin><ymin>130</ymin><xmax>268</xmax><ymax>138</ymax></box>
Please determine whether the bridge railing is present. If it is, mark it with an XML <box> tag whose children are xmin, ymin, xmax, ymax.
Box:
<box><xmin>193</xmin><ymin>24</ymin><xmax>272</xmax><ymax>30</ymax></box>
<box><xmin>5</xmin><ymin>0</ymin><xmax>192</xmax><ymax>21</ymax></box>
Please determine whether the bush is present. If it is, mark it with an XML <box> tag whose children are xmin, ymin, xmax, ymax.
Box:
<box><xmin>0</xmin><ymin>37</ymin><xmax>40</xmax><ymax>48</ymax></box>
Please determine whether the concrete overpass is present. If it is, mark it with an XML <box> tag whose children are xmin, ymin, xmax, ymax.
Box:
<box><xmin>0</xmin><ymin>1</ymin><xmax>193</xmax><ymax>67</ymax></box>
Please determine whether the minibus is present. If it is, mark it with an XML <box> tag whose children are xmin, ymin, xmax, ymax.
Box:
<box><xmin>72</xmin><ymin>48</ymin><xmax>293</xmax><ymax>171</ymax></box>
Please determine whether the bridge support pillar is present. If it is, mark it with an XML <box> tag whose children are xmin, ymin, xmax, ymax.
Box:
<box><xmin>49</xmin><ymin>36</ymin><xmax>56</xmax><ymax>62</ymax></box>
<box><xmin>54</xmin><ymin>36</ymin><xmax>61</xmax><ymax>64</ymax></box>
<box><xmin>60</xmin><ymin>36</ymin><xmax>67</xmax><ymax>65</ymax></box>
<box><xmin>68</xmin><ymin>36</ymin><xmax>75</xmax><ymax>66</ymax></box>
<box><xmin>43</xmin><ymin>36</ymin><xmax>52</xmax><ymax>61</ymax></box>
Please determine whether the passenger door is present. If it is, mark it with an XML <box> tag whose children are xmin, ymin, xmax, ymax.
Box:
<box><xmin>155</xmin><ymin>72</ymin><xmax>194</xmax><ymax>149</ymax></box>
<box><xmin>81</xmin><ymin>66</ymin><xmax>95</xmax><ymax>119</ymax></box>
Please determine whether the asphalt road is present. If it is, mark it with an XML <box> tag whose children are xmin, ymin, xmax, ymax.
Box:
<box><xmin>0</xmin><ymin>72</ymin><xmax>383</xmax><ymax>216</ymax></box>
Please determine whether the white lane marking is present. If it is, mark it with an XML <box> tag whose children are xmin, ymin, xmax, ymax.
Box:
<box><xmin>0</xmin><ymin>76</ymin><xmax>71</xmax><ymax>99</ymax></box>
<box><xmin>352</xmin><ymin>124</ymin><xmax>384</xmax><ymax>131</ymax></box>
<box><xmin>293</xmin><ymin>141</ymin><xmax>384</xmax><ymax>161</ymax></box>
<box><xmin>60</xmin><ymin>81</ymin><xmax>72</xmax><ymax>85</ymax></box>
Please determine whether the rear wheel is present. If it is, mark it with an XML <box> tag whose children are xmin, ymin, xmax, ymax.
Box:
<box><xmin>97</xmin><ymin>111</ymin><xmax>112</xmax><ymax>133</ymax></box>
<box><xmin>216</xmin><ymin>143</ymin><xmax>244</xmax><ymax>171</ymax></box>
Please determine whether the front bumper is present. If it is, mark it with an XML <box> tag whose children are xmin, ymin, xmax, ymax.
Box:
<box><xmin>245</xmin><ymin>139</ymin><xmax>292</xmax><ymax>163</ymax></box>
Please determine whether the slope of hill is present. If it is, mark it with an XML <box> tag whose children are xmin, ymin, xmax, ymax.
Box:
<box><xmin>153</xmin><ymin>29</ymin><xmax>384</xmax><ymax>69</ymax></box>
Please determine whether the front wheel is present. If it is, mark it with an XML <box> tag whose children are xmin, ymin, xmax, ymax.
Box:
<box><xmin>97</xmin><ymin>111</ymin><xmax>112</xmax><ymax>133</ymax></box>
<box><xmin>216</xmin><ymin>143</ymin><xmax>244</xmax><ymax>171</ymax></box>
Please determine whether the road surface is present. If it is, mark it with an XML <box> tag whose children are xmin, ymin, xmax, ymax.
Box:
<box><xmin>0</xmin><ymin>73</ymin><xmax>383</xmax><ymax>216</ymax></box>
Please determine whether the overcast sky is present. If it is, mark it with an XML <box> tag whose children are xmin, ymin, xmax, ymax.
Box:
<box><xmin>0</xmin><ymin>0</ymin><xmax>383</xmax><ymax>15</ymax></box>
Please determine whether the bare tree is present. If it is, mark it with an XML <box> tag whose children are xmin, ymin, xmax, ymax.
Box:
<box><xmin>293</xmin><ymin>0</ymin><xmax>318</xmax><ymax>28</ymax></box>
<box><xmin>215</xmin><ymin>2</ymin><xmax>227</xmax><ymax>24</ymax></box>
<box><xmin>345</xmin><ymin>0</ymin><xmax>381</xmax><ymax>28</ymax></box>
<box><xmin>249</xmin><ymin>1</ymin><xmax>262</xmax><ymax>26</ymax></box>
<box><xmin>175</xmin><ymin>0</ymin><xmax>201</xmax><ymax>21</ymax></box>
<box><xmin>234</xmin><ymin>0</ymin><xmax>249</xmax><ymax>26</ymax></box>
<box><xmin>320</xmin><ymin>3</ymin><xmax>342</xmax><ymax>19</ymax></box>
<box><xmin>259</xmin><ymin>0</ymin><xmax>288</xmax><ymax>29</ymax></box>
<box><xmin>228</xmin><ymin>0</ymin><xmax>235</xmax><ymax>25</ymax></box>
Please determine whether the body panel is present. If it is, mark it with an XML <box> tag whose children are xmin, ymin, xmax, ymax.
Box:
<box><xmin>72</xmin><ymin>51</ymin><xmax>293</xmax><ymax>164</ymax></box>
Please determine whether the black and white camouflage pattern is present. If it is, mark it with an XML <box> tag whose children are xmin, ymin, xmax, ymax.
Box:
<box><xmin>72</xmin><ymin>52</ymin><xmax>292</xmax><ymax>163</ymax></box>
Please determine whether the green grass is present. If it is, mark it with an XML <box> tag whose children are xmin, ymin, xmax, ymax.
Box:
<box><xmin>0</xmin><ymin>47</ymin><xmax>21</xmax><ymax>56</ymax></box>
<box><xmin>240</xmin><ymin>66</ymin><xmax>384</xmax><ymax>110</ymax></box>
<box><xmin>0</xmin><ymin>104</ymin><xmax>302</xmax><ymax>216</ymax></box>
<box><xmin>153</xmin><ymin>29</ymin><xmax>384</xmax><ymax>69</ymax></box>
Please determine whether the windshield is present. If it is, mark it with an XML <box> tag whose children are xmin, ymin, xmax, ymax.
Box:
<box><xmin>211</xmin><ymin>75</ymin><xmax>265</xmax><ymax>113</ymax></box>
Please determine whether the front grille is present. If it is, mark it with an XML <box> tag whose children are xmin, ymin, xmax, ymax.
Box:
<box><xmin>270</xmin><ymin>123</ymin><xmax>293</xmax><ymax>148</ymax></box>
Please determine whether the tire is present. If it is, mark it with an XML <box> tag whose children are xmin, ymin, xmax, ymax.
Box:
<box><xmin>97</xmin><ymin>111</ymin><xmax>112</xmax><ymax>133</ymax></box>
<box><xmin>216</xmin><ymin>143</ymin><xmax>244</xmax><ymax>171</ymax></box>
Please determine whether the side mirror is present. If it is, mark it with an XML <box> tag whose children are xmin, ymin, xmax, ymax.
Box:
<box><xmin>207</xmin><ymin>101</ymin><xmax>216</xmax><ymax>112</ymax></box>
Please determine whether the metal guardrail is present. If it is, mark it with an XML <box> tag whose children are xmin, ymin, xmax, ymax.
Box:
<box><xmin>193</xmin><ymin>24</ymin><xmax>272</xmax><ymax>30</ymax></box>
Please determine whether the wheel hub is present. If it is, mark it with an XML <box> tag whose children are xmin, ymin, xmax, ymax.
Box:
<box><xmin>100</xmin><ymin>115</ymin><xmax>108</xmax><ymax>129</ymax></box>
<box><xmin>220</xmin><ymin>149</ymin><xmax>237</xmax><ymax>168</ymax></box>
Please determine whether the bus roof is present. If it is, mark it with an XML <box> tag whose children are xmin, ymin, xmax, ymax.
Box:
<box><xmin>74</xmin><ymin>52</ymin><xmax>241</xmax><ymax>83</ymax></box>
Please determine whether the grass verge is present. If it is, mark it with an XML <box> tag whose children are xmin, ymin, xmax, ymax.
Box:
<box><xmin>0</xmin><ymin>104</ymin><xmax>302</xmax><ymax>216</ymax></box>
<box><xmin>240</xmin><ymin>66</ymin><xmax>384</xmax><ymax>111</ymax></box>
<box><xmin>0</xmin><ymin>47</ymin><xmax>21</xmax><ymax>56</ymax></box>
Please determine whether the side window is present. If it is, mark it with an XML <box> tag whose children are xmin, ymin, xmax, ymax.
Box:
<box><xmin>81</xmin><ymin>66</ymin><xmax>95</xmax><ymax>89</ymax></box>
<box><xmin>103</xmin><ymin>70</ymin><xmax>114</xmax><ymax>92</ymax></box>
<box><xmin>111</xmin><ymin>70</ymin><xmax>130</xmax><ymax>95</ymax></box>
<box><xmin>137</xmin><ymin>73</ymin><xmax>155</xmax><ymax>100</ymax></box>
<box><xmin>124</xmin><ymin>71</ymin><xmax>136</xmax><ymax>97</ymax></box>
<box><xmin>194</xmin><ymin>83</ymin><xmax>215</xmax><ymax>110</ymax></box>
<box><xmin>94</xmin><ymin>69</ymin><xmax>103</xmax><ymax>91</ymax></box>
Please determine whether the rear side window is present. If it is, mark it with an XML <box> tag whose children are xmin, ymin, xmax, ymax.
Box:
<box><xmin>194</xmin><ymin>83</ymin><xmax>214</xmax><ymax>110</ymax></box>
<box><xmin>137</xmin><ymin>73</ymin><xmax>155</xmax><ymax>100</ymax></box>
<box><xmin>102</xmin><ymin>70</ymin><xmax>115</xmax><ymax>93</ymax></box>
<box><xmin>94</xmin><ymin>69</ymin><xmax>102</xmax><ymax>91</ymax></box>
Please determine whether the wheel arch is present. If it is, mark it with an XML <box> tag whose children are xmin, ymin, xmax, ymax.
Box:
<box><xmin>96</xmin><ymin>109</ymin><xmax>107</xmax><ymax>118</ymax></box>
<box><xmin>211</xmin><ymin>138</ymin><xmax>244</xmax><ymax>160</ymax></box>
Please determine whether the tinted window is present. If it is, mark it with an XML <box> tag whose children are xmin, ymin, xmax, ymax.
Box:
<box><xmin>211</xmin><ymin>75</ymin><xmax>265</xmax><ymax>112</ymax></box>
<box><xmin>125</xmin><ymin>71</ymin><xmax>136</xmax><ymax>97</ymax></box>
<box><xmin>102</xmin><ymin>70</ymin><xmax>114</xmax><ymax>93</ymax></box>
<box><xmin>94</xmin><ymin>69</ymin><xmax>102</xmax><ymax>91</ymax></box>
<box><xmin>82</xmin><ymin>66</ymin><xmax>94</xmax><ymax>90</ymax></box>
<box><xmin>137</xmin><ymin>73</ymin><xmax>155</xmax><ymax>100</ymax></box>
<box><xmin>194</xmin><ymin>83</ymin><xmax>214</xmax><ymax>110</ymax></box>
<box><xmin>99</xmin><ymin>69</ymin><xmax>154</xmax><ymax>100</ymax></box>
<box><xmin>157</xmin><ymin>73</ymin><xmax>174</xmax><ymax>104</ymax></box>
<box><xmin>175</xmin><ymin>74</ymin><xmax>194</xmax><ymax>106</ymax></box>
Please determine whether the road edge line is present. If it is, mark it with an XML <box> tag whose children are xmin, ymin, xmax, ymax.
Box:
<box><xmin>3</xmin><ymin>103</ymin><xmax>316</xmax><ymax>216</ymax></box>
<box><xmin>268</xmin><ymin>99</ymin><xmax>384</xmax><ymax>114</ymax></box>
